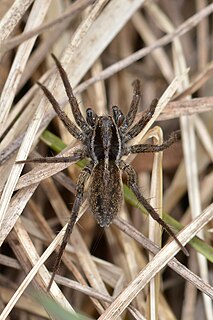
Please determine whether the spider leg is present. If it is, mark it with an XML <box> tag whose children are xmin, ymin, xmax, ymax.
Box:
<box><xmin>47</xmin><ymin>164</ymin><xmax>92</xmax><ymax>291</ymax></box>
<box><xmin>119</xmin><ymin>160</ymin><xmax>188</xmax><ymax>256</ymax></box>
<box><xmin>51</xmin><ymin>54</ymin><xmax>89</xmax><ymax>133</ymax></box>
<box><xmin>37</xmin><ymin>81</ymin><xmax>83</xmax><ymax>141</ymax></box>
<box><xmin>125</xmin><ymin>130</ymin><xmax>181</xmax><ymax>155</ymax></box>
<box><xmin>16</xmin><ymin>154</ymin><xmax>83</xmax><ymax>164</ymax></box>
<box><xmin>124</xmin><ymin>98</ymin><xmax>158</xmax><ymax>142</ymax></box>
<box><xmin>121</xmin><ymin>79</ymin><xmax>142</xmax><ymax>131</ymax></box>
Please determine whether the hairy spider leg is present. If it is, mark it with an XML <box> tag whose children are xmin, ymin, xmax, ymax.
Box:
<box><xmin>125</xmin><ymin>98</ymin><xmax>158</xmax><ymax>142</ymax></box>
<box><xmin>121</xmin><ymin>79</ymin><xmax>142</xmax><ymax>130</ymax></box>
<box><xmin>47</xmin><ymin>164</ymin><xmax>92</xmax><ymax>291</ymax></box>
<box><xmin>16</xmin><ymin>155</ymin><xmax>80</xmax><ymax>164</ymax></box>
<box><xmin>37</xmin><ymin>81</ymin><xmax>82</xmax><ymax>141</ymax></box>
<box><xmin>126</xmin><ymin>130</ymin><xmax>181</xmax><ymax>155</ymax></box>
<box><xmin>120</xmin><ymin>160</ymin><xmax>188</xmax><ymax>256</ymax></box>
<box><xmin>51</xmin><ymin>54</ymin><xmax>89</xmax><ymax>133</ymax></box>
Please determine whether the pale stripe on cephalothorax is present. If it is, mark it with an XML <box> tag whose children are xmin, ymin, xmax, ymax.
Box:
<box><xmin>114</xmin><ymin>117</ymin><xmax>122</xmax><ymax>165</ymax></box>
<box><xmin>90</xmin><ymin>119</ymin><xmax>99</xmax><ymax>165</ymax></box>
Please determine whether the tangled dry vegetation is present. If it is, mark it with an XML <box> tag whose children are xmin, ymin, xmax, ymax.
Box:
<box><xmin>0</xmin><ymin>1</ymin><xmax>212</xmax><ymax>319</ymax></box>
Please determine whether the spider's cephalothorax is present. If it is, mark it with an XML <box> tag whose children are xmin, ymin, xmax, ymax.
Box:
<box><xmin>17</xmin><ymin>54</ymin><xmax>188</xmax><ymax>290</ymax></box>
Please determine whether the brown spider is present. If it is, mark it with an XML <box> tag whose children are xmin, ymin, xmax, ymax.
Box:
<box><xmin>17</xmin><ymin>54</ymin><xmax>188</xmax><ymax>291</ymax></box>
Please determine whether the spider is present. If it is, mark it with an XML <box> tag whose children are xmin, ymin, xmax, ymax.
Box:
<box><xmin>17</xmin><ymin>54</ymin><xmax>188</xmax><ymax>291</ymax></box>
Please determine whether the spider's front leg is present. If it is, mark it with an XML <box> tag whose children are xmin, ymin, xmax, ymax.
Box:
<box><xmin>121</xmin><ymin>79</ymin><xmax>142</xmax><ymax>130</ymax></box>
<box><xmin>37</xmin><ymin>81</ymin><xmax>83</xmax><ymax>141</ymax></box>
<box><xmin>124</xmin><ymin>130</ymin><xmax>181</xmax><ymax>155</ymax></box>
<box><xmin>119</xmin><ymin>160</ymin><xmax>188</xmax><ymax>256</ymax></box>
<box><xmin>124</xmin><ymin>98</ymin><xmax>158</xmax><ymax>142</ymax></box>
<box><xmin>51</xmin><ymin>54</ymin><xmax>89</xmax><ymax>134</ymax></box>
<box><xmin>47</xmin><ymin>164</ymin><xmax>92</xmax><ymax>291</ymax></box>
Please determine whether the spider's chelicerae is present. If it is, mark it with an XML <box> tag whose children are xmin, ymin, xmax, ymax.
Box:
<box><xmin>18</xmin><ymin>54</ymin><xmax>188</xmax><ymax>290</ymax></box>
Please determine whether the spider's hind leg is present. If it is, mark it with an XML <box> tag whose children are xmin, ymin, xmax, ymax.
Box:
<box><xmin>119</xmin><ymin>160</ymin><xmax>188</xmax><ymax>256</ymax></box>
<box><xmin>47</xmin><ymin>163</ymin><xmax>92</xmax><ymax>291</ymax></box>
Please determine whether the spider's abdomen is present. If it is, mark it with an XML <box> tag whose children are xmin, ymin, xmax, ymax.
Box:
<box><xmin>88</xmin><ymin>160</ymin><xmax>123</xmax><ymax>227</ymax></box>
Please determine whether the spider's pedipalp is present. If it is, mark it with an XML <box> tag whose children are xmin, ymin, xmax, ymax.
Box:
<box><xmin>112</xmin><ymin>106</ymin><xmax>125</xmax><ymax>127</ymax></box>
<box><xmin>86</xmin><ymin>108</ymin><xmax>98</xmax><ymax>128</ymax></box>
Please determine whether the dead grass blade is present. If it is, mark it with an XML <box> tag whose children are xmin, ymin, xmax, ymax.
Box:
<box><xmin>0</xmin><ymin>0</ymin><xmax>95</xmax><ymax>54</ymax></box>
<box><xmin>76</xmin><ymin>3</ymin><xmax>213</xmax><ymax>92</ymax></box>
<box><xmin>0</xmin><ymin>0</ymin><xmax>52</xmax><ymax>229</ymax></box>
<box><xmin>100</xmin><ymin>204</ymin><xmax>213</xmax><ymax>320</ymax></box>
<box><xmin>151</xmin><ymin>1</ymin><xmax>213</xmax><ymax>317</ymax></box>
<box><xmin>147</xmin><ymin>127</ymin><xmax>163</xmax><ymax>318</ymax></box>
<box><xmin>113</xmin><ymin>216</ymin><xmax>213</xmax><ymax>300</ymax></box>
<box><xmin>0</xmin><ymin>0</ymin><xmax>34</xmax><ymax>42</ymax></box>
<box><xmin>0</xmin><ymin>219</ymin><xmax>73</xmax><ymax>320</ymax></box>
<box><xmin>1</xmin><ymin>1</ymin><xmax>212</xmax><ymax>319</ymax></box>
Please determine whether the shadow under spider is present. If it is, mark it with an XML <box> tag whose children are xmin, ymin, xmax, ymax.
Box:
<box><xmin>17</xmin><ymin>53</ymin><xmax>188</xmax><ymax>291</ymax></box>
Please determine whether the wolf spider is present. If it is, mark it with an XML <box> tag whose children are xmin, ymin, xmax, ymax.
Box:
<box><xmin>17</xmin><ymin>54</ymin><xmax>188</xmax><ymax>290</ymax></box>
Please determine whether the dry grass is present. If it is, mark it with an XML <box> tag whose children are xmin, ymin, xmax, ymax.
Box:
<box><xmin>0</xmin><ymin>1</ymin><xmax>213</xmax><ymax>319</ymax></box>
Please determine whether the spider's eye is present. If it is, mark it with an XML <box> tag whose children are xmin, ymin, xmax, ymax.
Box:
<box><xmin>86</xmin><ymin>108</ymin><xmax>97</xmax><ymax>127</ymax></box>
<box><xmin>112</xmin><ymin>106</ymin><xmax>125</xmax><ymax>127</ymax></box>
